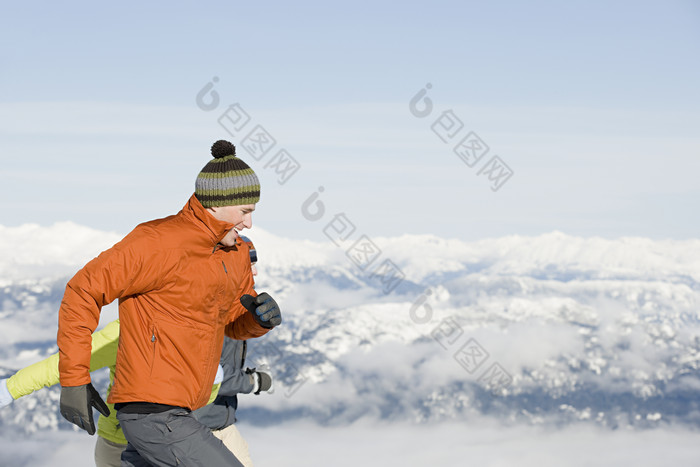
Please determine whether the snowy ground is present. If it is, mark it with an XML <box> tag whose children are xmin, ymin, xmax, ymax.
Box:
<box><xmin>1</xmin><ymin>419</ymin><xmax>698</xmax><ymax>467</ymax></box>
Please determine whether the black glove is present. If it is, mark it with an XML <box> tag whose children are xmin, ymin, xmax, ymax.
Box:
<box><xmin>240</xmin><ymin>293</ymin><xmax>282</xmax><ymax>329</ymax></box>
<box><xmin>59</xmin><ymin>383</ymin><xmax>110</xmax><ymax>435</ymax></box>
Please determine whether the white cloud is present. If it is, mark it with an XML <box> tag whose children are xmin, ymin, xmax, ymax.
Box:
<box><xmin>3</xmin><ymin>419</ymin><xmax>699</xmax><ymax>467</ymax></box>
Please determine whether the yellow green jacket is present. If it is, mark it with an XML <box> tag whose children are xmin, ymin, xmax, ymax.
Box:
<box><xmin>6</xmin><ymin>320</ymin><xmax>221</xmax><ymax>445</ymax></box>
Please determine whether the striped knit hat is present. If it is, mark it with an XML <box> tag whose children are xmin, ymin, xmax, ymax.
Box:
<box><xmin>195</xmin><ymin>140</ymin><xmax>261</xmax><ymax>207</ymax></box>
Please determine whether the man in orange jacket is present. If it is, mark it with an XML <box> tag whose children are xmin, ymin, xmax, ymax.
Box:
<box><xmin>57</xmin><ymin>140</ymin><xmax>282</xmax><ymax>466</ymax></box>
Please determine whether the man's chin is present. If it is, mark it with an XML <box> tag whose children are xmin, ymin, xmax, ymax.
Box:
<box><xmin>221</xmin><ymin>230</ymin><xmax>241</xmax><ymax>246</ymax></box>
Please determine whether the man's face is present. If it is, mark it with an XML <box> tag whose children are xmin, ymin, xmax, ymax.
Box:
<box><xmin>208</xmin><ymin>204</ymin><xmax>256</xmax><ymax>246</ymax></box>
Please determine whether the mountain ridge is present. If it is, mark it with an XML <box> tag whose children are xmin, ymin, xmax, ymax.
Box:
<box><xmin>0</xmin><ymin>222</ymin><xmax>698</xmax><ymax>433</ymax></box>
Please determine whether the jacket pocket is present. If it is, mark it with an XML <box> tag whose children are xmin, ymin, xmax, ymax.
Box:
<box><xmin>148</xmin><ymin>320</ymin><xmax>213</xmax><ymax>407</ymax></box>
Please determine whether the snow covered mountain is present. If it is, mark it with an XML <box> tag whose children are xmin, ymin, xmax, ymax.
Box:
<box><xmin>1</xmin><ymin>222</ymin><xmax>699</xmax><ymax>435</ymax></box>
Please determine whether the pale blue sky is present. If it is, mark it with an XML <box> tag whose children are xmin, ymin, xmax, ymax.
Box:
<box><xmin>1</xmin><ymin>0</ymin><xmax>698</xmax><ymax>241</ymax></box>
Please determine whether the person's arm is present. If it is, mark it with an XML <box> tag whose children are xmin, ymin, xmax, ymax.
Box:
<box><xmin>57</xmin><ymin>230</ymin><xmax>161</xmax><ymax>435</ymax></box>
<box><xmin>2</xmin><ymin>320</ymin><xmax>120</xmax><ymax>401</ymax></box>
<box><xmin>58</xmin><ymin>231</ymin><xmax>158</xmax><ymax>387</ymax></box>
<box><xmin>224</xmin><ymin>306</ymin><xmax>269</xmax><ymax>340</ymax></box>
<box><xmin>217</xmin><ymin>339</ymin><xmax>254</xmax><ymax>397</ymax></box>
<box><xmin>219</xmin><ymin>365</ymin><xmax>255</xmax><ymax>396</ymax></box>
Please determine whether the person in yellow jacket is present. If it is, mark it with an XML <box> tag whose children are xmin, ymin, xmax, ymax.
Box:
<box><xmin>0</xmin><ymin>236</ymin><xmax>271</xmax><ymax>467</ymax></box>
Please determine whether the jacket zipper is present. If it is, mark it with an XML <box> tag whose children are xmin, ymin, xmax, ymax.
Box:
<box><xmin>150</xmin><ymin>327</ymin><xmax>157</xmax><ymax>376</ymax></box>
<box><xmin>192</xmin><ymin>261</ymin><xmax>229</xmax><ymax>408</ymax></box>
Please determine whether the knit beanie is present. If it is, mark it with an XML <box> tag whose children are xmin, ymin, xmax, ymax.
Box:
<box><xmin>195</xmin><ymin>140</ymin><xmax>261</xmax><ymax>207</ymax></box>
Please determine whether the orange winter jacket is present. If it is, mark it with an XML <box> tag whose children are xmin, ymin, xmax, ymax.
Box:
<box><xmin>57</xmin><ymin>194</ymin><xmax>268</xmax><ymax>411</ymax></box>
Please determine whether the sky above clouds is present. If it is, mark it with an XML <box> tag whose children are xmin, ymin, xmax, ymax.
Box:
<box><xmin>1</xmin><ymin>0</ymin><xmax>698</xmax><ymax>241</ymax></box>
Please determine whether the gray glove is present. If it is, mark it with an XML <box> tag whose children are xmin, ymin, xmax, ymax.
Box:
<box><xmin>247</xmin><ymin>368</ymin><xmax>273</xmax><ymax>394</ymax></box>
<box><xmin>60</xmin><ymin>383</ymin><xmax>110</xmax><ymax>435</ymax></box>
<box><xmin>256</xmin><ymin>370</ymin><xmax>272</xmax><ymax>394</ymax></box>
<box><xmin>241</xmin><ymin>293</ymin><xmax>282</xmax><ymax>329</ymax></box>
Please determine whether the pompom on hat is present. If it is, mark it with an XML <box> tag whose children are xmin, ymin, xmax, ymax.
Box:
<box><xmin>195</xmin><ymin>140</ymin><xmax>261</xmax><ymax>207</ymax></box>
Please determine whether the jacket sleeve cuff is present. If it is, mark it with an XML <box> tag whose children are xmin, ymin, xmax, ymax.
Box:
<box><xmin>0</xmin><ymin>378</ymin><xmax>14</xmax><ymax>406</ymax></box>
<box><xmin>225</xmin><ymin>311</ymin><xmax>269</xmax><ymax>339</ymax></box>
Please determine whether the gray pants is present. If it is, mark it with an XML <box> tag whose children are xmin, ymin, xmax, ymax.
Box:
<box><xmin>117</xmin><ymin>408</ymin><xmax>244</xmax><ymax>467</ymax></box>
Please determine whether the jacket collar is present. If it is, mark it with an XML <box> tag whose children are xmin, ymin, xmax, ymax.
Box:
<box><xmin>181</xmin><ymin>194</ymin><xmax>235</xmax><ymax>246</ymax></box>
